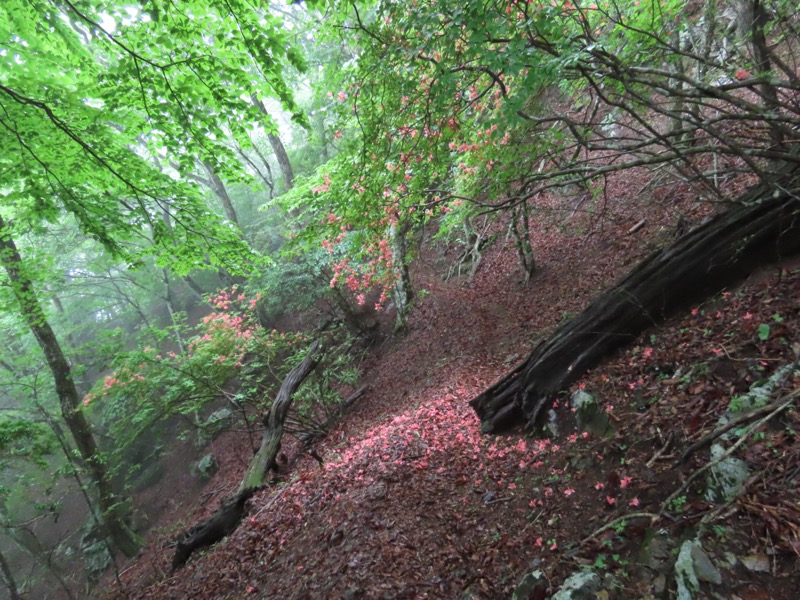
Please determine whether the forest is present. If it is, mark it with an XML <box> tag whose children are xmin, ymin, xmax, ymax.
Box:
<box><xmin>1</xmin><ymin>0</ymin><xmax>799</xmax><ymax>598</ymax></box>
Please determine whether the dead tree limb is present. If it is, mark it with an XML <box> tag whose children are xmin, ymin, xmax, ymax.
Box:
<box><xmin>239</xmin><ymin>340</ymin><xmax>322</xmax><ymax>491</ymax></box>
<box><xmin>171</xmin><ymin>341</ymin><xmax>321</xmax><ymax>569</ymax></box>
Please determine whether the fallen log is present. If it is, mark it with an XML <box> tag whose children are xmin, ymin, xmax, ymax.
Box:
<box><xmin>171</xmin><ymin>487</ymin><xmax>257</xmax><ymax>570</ymax></box>
<box><xmin>171</xmin><ymin>341</ymin><xmax>321</xmax><ymax>569</ymax></box>
<box><xmin>471</xmin><ymin>172</ymin><xmax>800</xmax><ymax>433</ymax></box>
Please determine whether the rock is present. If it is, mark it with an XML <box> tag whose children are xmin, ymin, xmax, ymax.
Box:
<box><xmin>705</xmin><ymin>444</ymin><xmax>750</xmax><ymax>503</ymax></box>
<box><xmin>130</xmin><ymin>460</ymin><xmax>165</xmax><ymax>491</ymax></box>
<box><xmin>546</xmin><ymin>409</ymin><xmax>559</xmax><ymax>437</ymax></box>
<box><xmin>194</xmin><ymin>453</ymin><xmax>218</xmax><ymax>480</ymax></box>
<box><xmin>721</xmin><ymin>552</ymin><xmax>738</xmax><ymax>568</ymax></box>
<box><xmin>551</xmin><ymin>571</ymin><xmax>602</xmax><ymax>600</ymax></box>
<box><xmin>639</xmin><ymin>528</ymin><xmax>673</xmax><ymax>573</ymax></box>
<box><xmin>570</xmin><ymin>390</ymin><xmax>611</xmax><ymax>435</ymax></box>
<box><xmin>675</xmin><ymin>540</ymin><xmax>700</xmax><ymax>600</ymax></box>
<box><xmin>741</xmin><ymin>554</ymin><xmax>770</xmax><ymax>572</ymax></box>
<box><xmin>79</xmin><ymin>525</ymin><xmax>113</xmax><ymax>583</ymax></box>
<box><xmin>690</xmin><ymin>543</ymin><xmax>722</xmax><ymax>585</ymax></box>
<box><xmin>652</xmin><ymin>574</ymin><xmax>667</xmax><ymax>595</ymax></box>
<box><xmin>204</xmin><ymin>408</ymin><xmax>233</xmax><ymax>436</ymax></box>
<box><xmin>512</xmin><ymin>569</ymin><xmax>547</xmax><ymax>600</ymax></box>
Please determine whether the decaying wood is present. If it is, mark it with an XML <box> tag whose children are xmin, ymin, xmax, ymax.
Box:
<box><xmin>171</xmin><ymin>487</ymin><xmax>258</xmax><ymax>570</ymax></box>
<box><xmin>471</xmin><ymin>172</ymin><xmax>800</xmax><ymax>433</ymax></box>
<box><xmin>239</xmin><ymin>340</ymin><xmax>322</xmax><ymax>491</ymax></box>
<box><xmin>171</xmin><ymin>342</ymin><xmax>321</xmax><ymax>569</ymax></box>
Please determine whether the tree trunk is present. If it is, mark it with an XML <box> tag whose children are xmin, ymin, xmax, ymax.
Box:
<box><xmin>239</xmin><ymin>341</ymin><xmax>321</xmax><ymax>491</ymax></box>
<box><xmin>268</xmin><ymin>132</ymin><xmax>295</xmax><ymax>191</ymax></box>
<box><xmin>171</xmin><ymin>342</ymin><xmax>321</xmax><ymax>569</ymax></box>
<box><xmin>200</xmin><ymin>160</ymin><xmax>240</xmax><ymax>225</ymax></box>
<box><xmin>0</xmin><ymin>217</ymin><xmax>140</xmax><ymax>557</ymax></box>
<box><xmin>390</xmin><ymin>219</ymin><xmax>414</xmax><ymax>333</ymax></box>
<box><xmin>171</xmin><ymin>487</ymin><xmax>258</xmax><ymax>570</ymax></box>
<box><xmin>250</xmin><ymin>93</ymin><xmax>295</xmax><ymax>190</ymax></box>
<box><xmin>471</xmin><ymin>174</ymin><xmax>800</xmax><ymax>433</ymax></box>
<box><xmin>734</xmin><ymin>0</ymin><xmax>784</xmax><ymax>145</ymax></box>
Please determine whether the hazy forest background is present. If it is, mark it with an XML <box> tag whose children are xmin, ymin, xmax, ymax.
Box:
<box><xmin>1</xmin><ymin>0</ymin><xmax>799</xmax><ymax>598</ymax></box>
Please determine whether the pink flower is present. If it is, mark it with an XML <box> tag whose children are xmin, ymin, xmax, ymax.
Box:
<box><xmin>620</xmin><ymin>476</ymin><xmax>633</xmax><ymax>489</ymax></box>
<box><xmin>564</xmin><ymin>488</ymin><xmax>575</xmax><ymax>496</ymax></box>
<box><xmin>337</xmin><ymin>91</ymin><xmax>347</xmax><ymax>101</ymax></box>
<box><xmin>629</xmin><ymin>498</ymin><xmax>640</xmax><ymax>507</ymax></box>
<box><xmin>606</xmin><ymin>496</ymin><xmax>616</xmax><ymax>505</ymax></box>
<box><xmin>594</xmin><ymin>482</ymin><xmax>605</xmax><ymax>490</ymax></box>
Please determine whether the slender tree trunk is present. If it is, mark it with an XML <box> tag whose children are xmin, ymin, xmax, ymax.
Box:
<box><xmin>0</xmin><ymin>217</ymin><xmax>139</xmax><ymax>557</ymax></box>
<box><xmin>734</xmin><ymin>0</ymin><xmax>784</xmax><ymax>145</ymax></box>
<box><xmin>248</xmin><ymin>137</ymin><xmax>277</xmax><ymax>199</ymax></box>
<box><xmin>267</xmin><ymin>133</ymin><xmax>295</xmax><ymax>191</ymax></box>
<box><xmin>239</xmin><ymin>341</ymin><xmax>321</xmax><ymax>490</ymax></box>
<box><xmin>172</xmin><ymin>342</ymin><xmax>321</xmax><ymax>569</ymax></box>
<box><xmin>250</xmin><ymin>94</ymin><xmax>295</xmax><ymax>190</ymax></box>
<box><xmin>390</xmin><ymin>219</ymin><xmax>414</xmax><ymax>333</ymax></box>
<box><xmin>235</xmin><ymin>140</ymin><xmax>275</xmax><ymax>197</ymax></box>
<box><xmin>183</xmin><ymin>274</ymin><xmax>206</xmax><ymax>301</ymax></box>
<box><xmin>200</xmin><ymin>160</ymin><xmax>240</xmax><ymax>225</ymax></box>
<box><xmin>509</xmin><ymin>203</ymin><xmax>536</xmax><ymax>283</ymax></box>
<box><xmin>471</xmin><ymin>174</ymin><xmax>800</xmax><ymax>432</ymax></box>
<box><xmin>314</xmin><ymin>109</ymin><xmax>329</xmax><ymax>161</ymax></box>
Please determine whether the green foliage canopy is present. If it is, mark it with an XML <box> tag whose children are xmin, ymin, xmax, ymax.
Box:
<box><xmin>1</xmin><ymin>0</ymin><xmax>307</xmax><ymax>274</ymax></box>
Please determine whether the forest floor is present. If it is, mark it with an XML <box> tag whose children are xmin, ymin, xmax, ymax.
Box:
<box><xmin>106</xmin><ymin>170</ymin><xmax>799</xmax><ymax>599</ymax></box>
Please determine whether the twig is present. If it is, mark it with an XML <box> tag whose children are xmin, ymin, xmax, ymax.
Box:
<box><xmin>647</xmin><ymin>432</ymin><xmax>674</xmax><ymax>467</ymax></box>
<box><xmin>675</xmin><ymin>387</ymin><xmax>800</xmax><ymax>466</ymax></box>
<box><xmin>698</xmin><ymin>470</ymin><xmax>764</xmax><ymax>526</ymax></box>
<box><xmin>663</xmin><ymin>393</ymin><xmax>797</xmax><ymax>512</ymax></box>
<box><xmin>484</xmin><ymin>496</ymin><xmax>511</xmax><ymax>506</ymax></box>
<box><xmin>719</xmin><ymin>344</ymin><xmax>784</xmax><ymax>362</ymax></box>
<box><xmin>522</xmin><ymin>508</ymin><xmax>547</xmax><ymax>532</ymax></box>
<box><xmin>627</xmin><ymin>219</ymin><xmax>646</xmax><ymax>235</ymax></box>
<box><xmin>581</xmin><ymin>513</ymin><xmax>660</xmax><ymax>545</ymax></box>
<box><xmin>252</xmin><ymin>486</ymin><xmax>289</xmax><ymax>520</ymax></box>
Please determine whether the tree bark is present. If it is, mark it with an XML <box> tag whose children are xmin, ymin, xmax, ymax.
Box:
<box><xmin>0</xmin><ymin>217</ymin><xmax>140</xmax><ymax>557</ymax></box>
<box><xmin>250</xmin><ymin>93</ymin><xmax>295</xmax><ymax>190</ymax></box>
<box><xmin>200</xmin><ymin>160</ymin><xmax>240</xmax><ymax>225</ymax></box>
<box><xmin>390</xmin><ymin>219</ymin><xmax>414</xmax><ymax>333</ymax></box>
<box><xmin>171</xmin><ymin>342</ymin><xmax>321</xmax><ymax>569</ymax></box>
<box><xmin>171</xmin><ymin>487</ymin><xmax>258</xmax><ymax>570</ymax></box>
<box><xmin>471</xmin><ymin>174</ymin><xmax>800</xmax><ymax>433</ymax></box>
<box><xmin>268</xmin><ymin>132</ymin><xmax>295</xmax><ymax>191</ymax></box>
<box><xmin>239</xmin><ymin>340</ymin><xmax>321</xmax><ymax>490</ymax></box>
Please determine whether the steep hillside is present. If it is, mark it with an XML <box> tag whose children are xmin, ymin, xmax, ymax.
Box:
<box><xmin>109</xmin><ymin>180</ymin><xmax>798</xmax><ymax>599</ymax></box>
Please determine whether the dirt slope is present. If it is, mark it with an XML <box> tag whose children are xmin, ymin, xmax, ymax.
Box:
<box><xmin>108</xmin><ymin>181</ymin><xmax>799</xmax><ymax>599</ymax></box>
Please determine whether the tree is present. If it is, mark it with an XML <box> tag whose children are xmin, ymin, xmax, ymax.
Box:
<box><xmin>1</xmin><ymin>0</ymin><xmax>310</xmax><ymax>557</ymax></box>
<box><xmin>0</xmin><ymin>216</ymin><xmax>140</xmax><ymax>556</ymax></box>
<box><xmin>471</xmin><ymin>178</ymin><xmax>800</xmax><ymax>431</ymax></box>
<box><xmin>298</xmin><ymin>0</ymin><xmax>800</xmax><ymax>426</ymax></box>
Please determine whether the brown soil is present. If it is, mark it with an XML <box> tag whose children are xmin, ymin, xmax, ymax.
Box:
<box><xmin>104</xmin><ymin>170</ymin><xmax>799</xmax><ymax>599</ymax></box>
